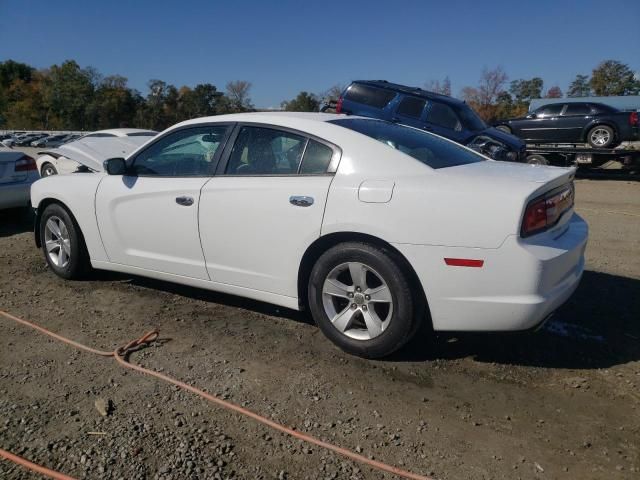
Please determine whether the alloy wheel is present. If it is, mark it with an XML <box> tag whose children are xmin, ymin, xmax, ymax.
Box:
<box><xmin>321</xmin><ymin>262</ymin><xmax>393</xmax><ymax>340</ymax></box>
<box><xmin>44</xmin><ymin>216</ymin><xmax>71</xmax><ymax>268</ymax></box>
<box><xmin>590</xmin><ymin>128</ymin><xmax>610</xmax><ymax>146</ymax></box>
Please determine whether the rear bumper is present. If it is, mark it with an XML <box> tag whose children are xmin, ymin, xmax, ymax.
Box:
<box><xmin>394</xmin><ymin>213</ymin><xmax>588</xmax><ymax>331</ymax></box>
<box><xmin>0</xmin><ymin>180</ymin><xmax>33</xmax><ymax>209</ymax></box>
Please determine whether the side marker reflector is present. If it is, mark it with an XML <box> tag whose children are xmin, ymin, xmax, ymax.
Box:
<box><xmin>444</xmin><ymin>258</ymin><xmax>484</xmax><ymax>268</ymax></box>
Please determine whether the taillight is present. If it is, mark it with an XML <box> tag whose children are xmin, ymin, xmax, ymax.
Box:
<box><xmin>630</xmin><ymin>111</ymin><xmax>639</xmax><ymax>126</ymax></box>
<box><xmin>521</xmin><ymin>183</ymin><xmax>574</xmax><ymax>237</ymax></box>
<box><xmin>14</xmin><ymin>155</ymin><xmax>37</xmax><ymax>172</ymax></box>
<box><xmin>335</xmin><ymin>96</ymin><xmax>343</xmax><ymax>114</ymax></box>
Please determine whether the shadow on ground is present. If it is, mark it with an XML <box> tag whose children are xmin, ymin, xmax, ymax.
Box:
<box><xmin>0</xmin><ymin>208</ymin><xmax>33</xmax><ymax>238</ymax></box>
<box><xmin>114</xmin><ymin>269</ymin><xmax>639</xmax><ymax>370</ymax></box>
<box><xmin>397</xmin><ymin>270</ymin><xmax>639</xmax><ymax>369</ymax></box>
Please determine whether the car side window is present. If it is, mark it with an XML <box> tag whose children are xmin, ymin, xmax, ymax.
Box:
<box><xmin>396</xmin><ymin>96</ymin><xmax>426</xmax><ymax>118</ymax></box>
<box><xmin>132</xmin><ymin>126</ymin><xmax>228</xmax><ymax>176</ymax></box>
<box><xmin>427</xmin><ymin>102</ymin><xmax>462</xmax><ymax>131</ymax></box>
<box><xmin>536</xmin><ymin>104</ymin><xmax>564</xmax><ymax>118</ymax></box>
<box><xmin>299</xmin><ymin>139</ymin><xmax>333</xmax><ymax>174</ymax></box>
<box><xmin>344</xmin><ymin>84</ymin><xmax>397</xmax><ymax>109</ymax></box>
<box><xmin>225</xmin><ymin>126</ymin><xmax>308</xmax><ymax>175</ymax></box>
<box><xmin>564</xmin><ymin>104</ymin><xmax>592</xmax><ymax>116</ymax></box>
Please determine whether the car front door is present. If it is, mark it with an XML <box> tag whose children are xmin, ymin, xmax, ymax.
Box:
<box><xmin>95</xmin><ymin>125</ymin><xmax>232</xmax><ymax>279</ymax></box>
<box><xmin>518</xmin><ymin>104</ymin><xmax>565</xmax><ymax>142</ymax></box>
<box><xmin>391</xmin><ymin>95</ymin><xmax>427</xmax><ymax>129</ymax></box>
<box><xmin>199</xmin><ymin>124</ymin><xmax>340</xmax><ymax>298</ymax></box>
<box><xmin>424</xmin><ymin>101</ymin><xmax>466</xmax><ymax>143</ymax></box>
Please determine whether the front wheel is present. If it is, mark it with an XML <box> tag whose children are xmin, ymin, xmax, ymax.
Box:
<box><xmin>40</xmin><ymin>203</ymin><xmax>91</xmax><ymax>279</ymax></box>
<box><xmin>41</xmin><ymin>163</ymin><xmax>58</xmax><ymax>177</ymax></box>
<box><xmin>587</xmin><ymin>125</ymin><xmax>615</xmax><ymax>148</ymax></box>
<box><xmin>308</xmin><ymin>242</ymin><xmax>418</xmax><ymax>358</ymax></box>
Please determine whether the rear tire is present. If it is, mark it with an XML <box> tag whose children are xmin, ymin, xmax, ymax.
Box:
<box><xmin>308</xmin><ymin>242</ymin><xmax>418</xmax><ymax>358</ymax></box>
<box><xmin>39</xmin><ymin>203</ymin><xmax>91</xmax><ymax>280</ymax></box>
<box><xmin>587</xmin><ymin>125</ymin><xmax>615</xmax><ymax>148</ymax></box>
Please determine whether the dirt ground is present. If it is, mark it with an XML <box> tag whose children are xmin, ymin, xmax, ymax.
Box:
<box><xmin>0</xmin><ymin>178</ymin><xmax>638</xmax><ymax>480</ymax></box>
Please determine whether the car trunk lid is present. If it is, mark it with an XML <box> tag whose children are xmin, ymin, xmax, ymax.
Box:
<box><xmin>46</xmin><ymin>136</ymin><xmax>150</xmax><ymax>172</ymax></box>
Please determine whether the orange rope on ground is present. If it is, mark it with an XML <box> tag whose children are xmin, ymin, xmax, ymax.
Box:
<box><xmin>0</xmin><ymin>448</ymin><xmax>77</xmax><ymax>480</ymax></box>
<box><xmin>0</xmin><ymin>309</ymin><xmax>435</xmax><ymax>480</ymax></box>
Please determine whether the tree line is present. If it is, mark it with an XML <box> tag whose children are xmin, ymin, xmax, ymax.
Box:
<box><xmin>0</xmin><ymin>59</ymin><xmax>254</xmax><ymax>131</ymax></box>
<box><xmin>1</xmin><ymin>58</ymin><xmax>637</xmax><ymax>131</ymax></box>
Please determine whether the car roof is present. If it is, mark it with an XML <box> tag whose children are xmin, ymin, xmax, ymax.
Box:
<box><xmin>350</xmin><ymin>80</ymin><xmax>466</xmax><ymax>107</ymax></box>
<box><xmin>177</xmin><ymin>111</ymin><xmax>349</xmax><ymax>128</ymax></box>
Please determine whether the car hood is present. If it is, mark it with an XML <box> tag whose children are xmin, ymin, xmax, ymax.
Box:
<box><xmin>474</xmin><ymin>126</ymin><xmax>524</xmax><ymax>149</ymax></box>
<box><xmin>41</xmin><ymin>136</ymin><xmax>151</xmax><ymax>172</ymax></box>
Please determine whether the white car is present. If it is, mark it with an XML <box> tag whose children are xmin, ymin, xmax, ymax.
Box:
<box><xmin>36</xmin><ymin>128</ymin><xmax>157</xmax><ymax>177</ymax></box>
<box><xmin>0</xmin><ymin>146</ymin><xmax>39</xmax><ymax>210</ymax></box>
<box><xmin>30</xmin><ymin>113</ymin><xmax>588</xmax><ymax>358</ymax></box>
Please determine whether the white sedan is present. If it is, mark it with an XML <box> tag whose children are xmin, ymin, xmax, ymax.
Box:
<box><xmin>36</xmin><ymin>128</ymin><xmax>157</xmax><ymax>177</ymax></box>
<box><xmin>30</xmin><ymin>113</ymin><xmax>588</xmax><ymax>358</ymax></box>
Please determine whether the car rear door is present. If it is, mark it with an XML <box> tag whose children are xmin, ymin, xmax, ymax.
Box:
<box><xmin>95</xmin><ymin>124</ymin><xmax>232</xmax><ymax>279</ymax></box>
<box><xmin>391</xmin><ymin>95</ymin><xmax>428</xmax><ymax>129</ymax></box>
<box><xmin>199</xmin><ymin>124</ymin><xmax>340</xmax><ymax>298</ymax></box>
<box><xmin>555</xmin><ymin>103</ymin><xmax>593</xmax><ymax>143</ymax></box>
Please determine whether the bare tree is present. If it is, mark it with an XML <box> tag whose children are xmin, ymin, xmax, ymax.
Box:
<box><xmin>225</xmin><ymin>80</ymin><xmax>253</xmax><ymax>111</ymax></box>
<box><xmin>460</xmin><ymin>66</ymin><xmax>508</xmax><ymax>122</ymax></box>
<box><xmin>425</xmin><ymin>76</ymin><xmax>451</xmax><ymax>96</ymax></box>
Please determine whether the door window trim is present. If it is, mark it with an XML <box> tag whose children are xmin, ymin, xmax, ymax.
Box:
<box><xmin>215</xmin><ymin>122</ymin><xmax>342</xmax><ymax>177</ymax></box>
<box><xmin>126</xmin><ymin>122</ymin><xmax>235</xmax><ymax>178</ymax></box>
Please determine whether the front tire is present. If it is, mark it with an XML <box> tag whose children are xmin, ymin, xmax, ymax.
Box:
<box><xmin>587</xmin><ymin>125</ymin><xmax>615</xmax><ymax>148</ymax></box>
<box><xmin>308</xmin><ymin>242</ymin><xmax>418</xmax><ymax>358</ymax></box>
<box><xmin>41</xmin><ymin>163</ymin><xmax>58</xmax><ymax>177</ymax></box>
<box><xmin>39</xmin><ymin>203</ymin><xmax>91</xmax><ymax>279</ymax></box>
<box><xmin>526</xmin><ymin>154</ymin><xmax>550</xmax><ymax>165</ymax></box>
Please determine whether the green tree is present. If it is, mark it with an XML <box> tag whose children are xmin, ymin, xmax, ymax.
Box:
<box><xmin>281</xmin><ymin>91</ymin><xmax>319</xmax><ymax>112</ymax></box>
<box><xmin>178</xmin><ymin>83</ymin><xmax>223</xmax><ymax>118</ymax></box>
<box><xmin>509</xmin><ymin>78</ymin><xmax>544</xmax><ymax>105</ymax></box>
<box><xmin>567</xmin><ymin>74</ymin><xmax>591</xmax><ymax>97</ymax></box>
<box><xmin>88</xmin><ymin>75</ymin><xmax>138</xmax><ymax>129</ymax></box>
<box><xmin>42</xmin><ymin>60</ymin><xmax>96</xmax><ymax>129</ymax></box>
<box><xmin>590</xmin><ymin>60</ymin><xmax>639</xmax><ymax>96</ymax></box>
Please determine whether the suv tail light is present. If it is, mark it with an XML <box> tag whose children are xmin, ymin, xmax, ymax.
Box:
<box><xmin>14</xmin><ymin>155</ymin><xmax>37</xmax><ymax>172</ymax></box>
<box><xmin>335</xmin><ymin>96</ymin><xmax>343</xmax><ymax>114</ymax></box>
<box><xmin>629</xmin><ymin>111</ymin><xmax>638</xmax><ymax>126</ymax></box>
<box><xmin>521</xmin><ymin>183</ymin><xmax>574</xmax><ymax>237</ymax></box>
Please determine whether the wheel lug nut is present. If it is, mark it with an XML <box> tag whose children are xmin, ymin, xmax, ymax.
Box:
<box><xmin>362</xmin><ymin>305</ymin><xmax>368</xmax><ymax>311</ymax></box>
<box><xmin>356</xmin><ymin>287</ymin><xmax>361</xmax><ymax>292</ymax></box>
<box><xmin>365</xmin><ymin>295</ymin><xmax>370</xmax><ymax>300</ymax></box>
<box><xmin>351</xmin><ymin>303</ymin><xmax>357</xmax><ymax>309</ymax></box>
<box><xmin>347</xmin><ymin>292</ymin><xmax>354</xmax><ymax>298</ymax></box>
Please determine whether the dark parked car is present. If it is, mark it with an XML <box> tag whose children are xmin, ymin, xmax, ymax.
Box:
<box><xmin>495</xmin><ymin>102</ymin><xmax>639</xmax><ymax>148</ymax></box>
<box><xmin>330</xmin><ymin>80</ymin><xmax>526</xmax><ymax>162</ymax></box>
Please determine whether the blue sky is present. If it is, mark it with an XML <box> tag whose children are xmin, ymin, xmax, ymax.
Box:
<box><xmin>1</xmin><ymin>0</ymin><xmax>638</xmax><ymax>108</ymax></box>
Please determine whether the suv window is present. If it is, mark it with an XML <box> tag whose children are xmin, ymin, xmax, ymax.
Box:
<box><xmin>330</xmin><ymin>118</ymin><xmax>484</xmax><ymax>169</ymax></box>
<box><xmin>427</xmin><ymin>102</ymin><xmax>461</xmax><ymax>131</ymax></box>
<box><xmin>536</xmin><ymin>104</ymin><xmax>564</xmax><ymax>117</ymax></box>
<box><xmin>226</xmin><ymin>126</ymin><xmax>306</xmax><ymax>175</ymax></box>
<box><xmin>564</xmin><ymin>104</ymin><xmax>592</xmax><ymax>116</ymax></box>
<box><xmin>344</xmin><ymin>84</ymin><xmax>396</xmax><ymax>109</ymax></box>
<box><xmin>396</xmin><ymin>96</ymin><xmax>426</xmax><ymax>118</ymax></box>
<box><xmin>132</xmin><ymin>125</ymin><xmax>228</xmax><ymax>176</ymax></box>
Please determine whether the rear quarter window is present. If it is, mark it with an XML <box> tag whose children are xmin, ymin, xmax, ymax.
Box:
<box><xmin>330</xmin><ymin>118</ymin><xmax>484</xmax><ymax>169</ymax></box>
<box><xmin>344</xmin><ymin>84</ymin><xmax>396</xmax><ymax>109</ymax></box>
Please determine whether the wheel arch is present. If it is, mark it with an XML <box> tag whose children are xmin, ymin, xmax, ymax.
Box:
<box><xmin>34</xmin><ymin>198</ymin><xmax>86</xmax><ymax>251</ymax></box>
<box><xmin>297</xmin><ymin>231</ymin><xmax>431</xmax><ymax>326</ymax></box>
<box><xmin>582</xmin><ymin>121</ymin><xmax>617</xmax><ymax>142</ymax></box>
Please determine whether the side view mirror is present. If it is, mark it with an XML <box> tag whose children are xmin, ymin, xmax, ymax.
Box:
<box><xmin>526</xmin><ymin>113</ymin><xmax>538</xmax><ymax>119</ymax></box>
<box><xmin>103</xmin><ymin>157</ymin><xmax>127</xmax><ymax>175</ymax></box>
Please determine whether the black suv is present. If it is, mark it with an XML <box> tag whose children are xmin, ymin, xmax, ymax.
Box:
<box><xmin>328</xmin><ymin>80</ymin><xmax>525</xmax><ymax>162</ymax></box>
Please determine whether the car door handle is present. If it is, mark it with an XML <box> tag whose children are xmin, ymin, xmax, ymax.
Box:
<box><xmin>175</xmin><ymin>196</ymin><xmax>194</xmax><ymax>206</ymax></box>
<box><xmin>289</xmin><ymin>196</ymin><xmax>314</xmax><ymax>207</ymax></box>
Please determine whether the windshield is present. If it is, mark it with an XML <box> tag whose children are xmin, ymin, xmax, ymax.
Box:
<box><xmin>330</xmin><ymin>118</ymin><xmax>485</xmax><ymax>169</ymax></box>
<box><xmin>454</xmin><ymin>104</ymin><xmax>486</xmax><ymax>130</ymax></box>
